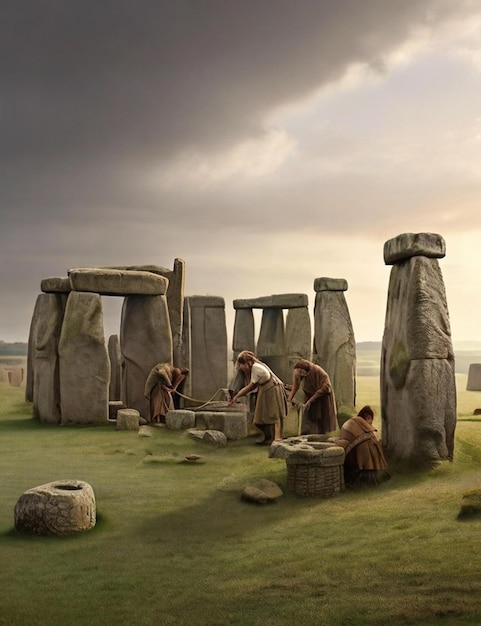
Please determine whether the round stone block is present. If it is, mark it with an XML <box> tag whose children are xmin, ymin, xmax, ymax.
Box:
<box><xmin>14</xmin><ymin>480</ymin><xmax>96</xmax><ymax>536</ymax></box>
<box><xmin>116</xmin><ymin>408</ymin><xmax>140</xmax><ymax>430</ymax></box>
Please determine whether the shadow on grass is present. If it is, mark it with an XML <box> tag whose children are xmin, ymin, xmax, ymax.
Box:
<box><xmin>1</xmin><ymin>511</ymin><xmax>111</xmax><ymax>541</ymax></box>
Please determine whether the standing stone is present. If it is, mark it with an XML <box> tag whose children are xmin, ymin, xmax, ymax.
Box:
<box><xmin>381</xmin><ymin>233</ymin><xmax>456</xmax><ymax>465</ymax></box>
<box><xmin>120</xmin><ymin>294</ymin><xmax>173</xmax><ymax>418</ymax></box>
<box><xmin>286</xmin><ymin>307</ymin><xmax>312</xmax><ymax>369</ymax></box>
<box><xmin>108</xmin><ymin>334</ymin><xmax>122</xmax><ymax>401</ymax></box>
<box><xmin>257</xmin><ymin>308</ymin><xmax>288</xmax><ymax>382</ymax></box>
<box><xmin>32</xmin><ymin>294</ymin><xmax>65</xmax><ymax>423</ymax></box>
<box><xmin>59</xmin><ymin>292</ymin><xmax>110</xmax><ymax>424</ymax></box>
<box><xmin>105</xmin><ymin>259</ymin><xmax>185</xmax><ymax>367</ymax></box>
<box><xmin>232</xmin><ymin>307</ymin><xmax>256</xmax><ymax>360</ymax></box>
<box><xmin>182</xmin><ymin>296</ymin><xmax>227</xmax><ymax>404</ymax></box>
<box><xmin>466</xmin><ymin>364</ymin><xmax>481</xmax><ymax>391</ymax></box>
<box><xmin>312</xmin><ymin>278</ymin><xmax>356</xmax><ymax>416</ymax></box>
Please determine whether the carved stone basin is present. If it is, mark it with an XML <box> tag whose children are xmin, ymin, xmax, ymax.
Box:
<box><xmin>14</xmin><ymin>479</ymin><xmax>96</xmax><ymax>536</ymax></box>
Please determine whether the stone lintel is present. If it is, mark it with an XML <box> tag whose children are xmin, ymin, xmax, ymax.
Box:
<box><xmin>41</xmin><ymin>277</ymin><xmax>72</xmax><ymax>293</ymax></box>
<box><xmin>313</xmin><ymin>277</ymin><xmax>348</xmax><ymax>292</ymax></box>
<box><xmin>103</xmin><ymin>264</ymin><xmax>172</xmax><ymax>277</ymax></box>
<box><xmin>68</xmin><ymin>268</ymin><xmax>168</xmax><ymax>296</ymax></box>
<box><xmin>233</xmin><ymin>293</ymin><xmax>308</xmax><ymax>309</ymax></box>
<box><xmin>186</xmin><ymin>295</ymin><xmax>225</xmax><ymax>308</ymax></box>
<box><xmin>384</xmin><ymin>232</ymin><xmax>446</xmax><ymax>265</ymax></box>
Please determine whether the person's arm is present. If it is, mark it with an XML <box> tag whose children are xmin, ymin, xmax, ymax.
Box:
<box><xmin>286</xmin><ymin>370</ymin><xmax>301</xmax><ymax>403</ymax></box>
<box><xmin>171</xmin><ymin>374</ymin><xmax>186</xmax><ymax>392</ymax></box>
<box><xmin>228</xmin><ymin>380</ymin><xmax>257</xmax><ymax>405</ymax></box>
<box><xmin>305</xmin><ymin>373</ymin><xmax>332</xmax><ymax>407</ymax></box>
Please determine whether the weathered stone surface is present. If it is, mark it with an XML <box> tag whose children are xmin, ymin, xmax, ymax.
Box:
<box><xmin>194</xmin><ymin>410</ymin><xmax>248</xmax><ymax>439</ymax></box>
<box><xmin>241</xmin><ymin>479</ymin><xmax>283</xmax><ymax>504</ymax></box>
<box><xmin>384</xmin><ymin>232</ymin><xmax>446</xmax><ymax>265</ymax></box>
<box><xmin>69</xmin><ymin>268</ymin><xmax>168</xmax><ymax>296</ymax></box>
<box><xmin>187</xmin><ymin>429</ymin><xmax>227</xmax><ymax>446</ymax></box>
<box><xmin>165</xmin><ymin>409</ymin><xmax>196</xmax><ymax>430</ymax></box>
<box><xmin>108</xmin><ymin>334</ymin><xmax>122</xmax><ymax>401</ymax></box>
<box><xmin>467</xmin><ymin>364</ymin><xmax>481</xmax><ymax>391</ymax></box>
<box><xmin>312</xmin><ymin>283</ymin><xmax>356</xmax><ymax>414</ymax></box>
<box><xmin>257</xmin><ymin>308</ymin><xmax>288</xmax><ymax>382</ymax></box>
<box><xmin>286</xmin><ymin>307</ymin><xmax>312</xmax><ymax>368</ymax></box>
<box><xmin>269</xmin><ymin>436</ymin><xmax>336</xmax><ymax>459</ymax></box>
<box><xmin>381</xmin><ymin>246</ymin><xmax>456</xmax><ymax>464</ymax></box>
<box><xmin>314</xmin><ymin>277</ymin><xmax>348</xmax><ymax>292</ymax></box>
<box><xmin>116</xmin><ymin>408</ymin><xmax>140</xmax><ymax>430</ymax></box>
<box><xmin>120</xmin><ymin>294</ymin><xmax>173</xmax><ymax>418</ymax></box>
<box><xmin>232</xmin><ymin>308</ymin><xmax>255</xmax><ymax>356</ymax></box>
<box><xmin>182</xmin><ymin>296</ymin><xmax>227</xmax><ymax>405</ymax></box>
<box><xmin>14</xmin><ymin>480</ymin><xmax>96</xmax><ymax>536</ymax></box>
<box><xmin>106</xmin><ymin>260</ymin><xmax>185</xmax><ymax>366</ymax></box>
<box><xmin>40</xmin><ymin>277</ymin><xmax>72</xmax><ymax>293</ymax></box>
<box><xmin>59</xmin><ymin>292</ymin><xmax>110</xmax><ymax>424</ymax></box>
<box><xmin>233</xmin><ymin>293</ymin><xmax>308</xmax><ymax>309</ymax></box>
<box><xmin>32</xmin><ymin>294</ymin><xmax>65</xmax><ymax>424</ymax></box>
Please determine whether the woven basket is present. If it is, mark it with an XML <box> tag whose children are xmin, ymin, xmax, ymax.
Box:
<box><xmin>286</xmin><ymin>447</ymin><xmax>345</xmax><ymax>497</ymax></box>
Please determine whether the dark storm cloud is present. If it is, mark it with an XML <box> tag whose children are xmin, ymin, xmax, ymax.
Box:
<box><xmin>0</xmin><ymin>0</ymin><xmax>468</xmax><ymax>216</ymax></box>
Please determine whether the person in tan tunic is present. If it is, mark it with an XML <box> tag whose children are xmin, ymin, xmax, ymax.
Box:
<box><xmin>144</xmin><ymin>363</ymin><xmax>189</xmax><ymax>423</ymax></box>
<box><xmin>287</xmin><ymin>359</ymin><xmax>337</xmax><ymax>435</ymax></box>
<box><xmin>228</xmin><ymin>350</ymin><xmax>287</xmax><ymax>445</ymax></box>
<box><xmin>336</xmin><ymin>405</ymin><xmax>389</xmax><ymax>487</ymax></box>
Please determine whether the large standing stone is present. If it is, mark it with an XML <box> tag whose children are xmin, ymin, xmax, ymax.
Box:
<box><xmin>59</xmin><ymin>292</ymin><xmax>110</xmax><ymax>424</ymax></box>
<box><xmin>182</xmin><ymin>296</ymin><xmax>227</xmax><ymax>404</ymax></box>
<box><xmin>120</xmin><ymin>294</ymin><xmax>173</xmax><ymax>418</ymax></box>
<box><xmin>466</xmin><ymin>364</ymin><xmax>481</xmax><ymax>391</ymax></box>
<box><xmin>108</xmin><ymin>334</ymin><xmax>122</xmax><ymax>401</ymax></box>
<box><xmin>257</xmin><ymin>308</ymin><xmax>288</xmax><ymax>382</ymax></box>
<box><xmin>232</xmin><ymin>308</ymin><xmax>256</xmax><ymax>359</ymax></box>
<box><xmin>105</xmin><ymin>260</ymin><xmax>185</xmax><ymax>367</ymax></box>
<box><xmin>312</xmin><ymin>277</ymin><xmax>356</xmax><ymax>415</ymax></box>
<box><xmin>285</xmin><ymin>307</ymin><xmax>312</xmax><ymax>368</ymax></box>
<box><xmin>32</xmin><ymin>294</ymin><xmax>66</xmax><ymax>423</ymax></box>
<box><xmin>381</xmin><ymin>233</ymin><xmax>456</xmax><ymax>465</ymax></box>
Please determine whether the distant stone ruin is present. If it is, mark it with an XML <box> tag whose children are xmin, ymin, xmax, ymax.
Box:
<box><xmin>380</xmin><ymin>232</ymin><xmax>456</xmax><ymax>465</ymax></box>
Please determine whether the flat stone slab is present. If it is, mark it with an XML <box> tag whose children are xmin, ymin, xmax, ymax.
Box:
<box><xmin>165</xmin><ymin>409</ymin><xmax>196</xmax><ymax>430</ymax></box>
<box><xmin>68</xmin><ymin>268</ymin><xmax>168</xmax><ymax>296</ymax></box>
<box><xmin>384</xmin><ymin>232</ymin><xmax>446</xmax><ymax>265</ymax></box>
<box><xmin>313</xmin><ymin>277</ymin><xmax>348</xmax><ymax>292</ymax></box>
<box><xmin>41</xmin><ymin>277</ymin><xmax>72</xmax><ymax>293</ymax></box>
<box><xmin>233</xmin><ymin>293</ymin><xmax>308</xmax><ymax>309</ymax></box>
<box><xmin>14</xmin><ymin>480</ymin><xmax>96</xmax><ymax>536</ymax></box>
<box><xmin>194</xmin><ymin>410</ymin><xmax>248</xmax><ymax>440</ymax></box>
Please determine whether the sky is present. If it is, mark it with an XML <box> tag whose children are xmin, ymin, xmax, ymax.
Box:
<box><xmin>2</xmin><ymin>0</ymin><xmax>481</xmax><ymax>347</ymax></box>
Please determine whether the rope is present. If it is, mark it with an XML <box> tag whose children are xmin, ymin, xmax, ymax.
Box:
<box><xmin>174</xmin><ymin>388</ymin><xmax>231</xmax><ymax>410</ymax></box>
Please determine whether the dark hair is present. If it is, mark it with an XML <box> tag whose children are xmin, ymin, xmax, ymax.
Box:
<box><xmin>293</xmin><ymin>359</ymin><xmax>311</xmax><ymax>372</ymax></box>
<box><xmin>357</xmin><ymin>405</ymin><xmax>374</xmax><ymax>420</ymax></box>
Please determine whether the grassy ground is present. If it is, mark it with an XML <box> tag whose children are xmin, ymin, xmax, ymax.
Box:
<box><xmin>2</xmin><ymin>376</ymin><xmax>481</xmax><ymax>625</ymax></box>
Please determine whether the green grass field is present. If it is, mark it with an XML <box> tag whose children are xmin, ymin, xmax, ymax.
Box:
<box><xmin>2</xmin><ymin>372</ymin><xmax>481</xmax><ymax>625</ymax></box>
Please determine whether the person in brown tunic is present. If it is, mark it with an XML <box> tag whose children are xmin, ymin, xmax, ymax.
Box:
<box><xmin>144</xmin><ymin>363</ymin><xmax>189</xmax><ymax>423</ymax></box>
<box><xmin>336</xmin><ymin>405</ymin><xmax>389</xmax><ymax>487</ymax></box>
<box><xmin>287</xmin><ymin>359</ymin><xmax>337</xmax><ymax>435</ymax></box>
